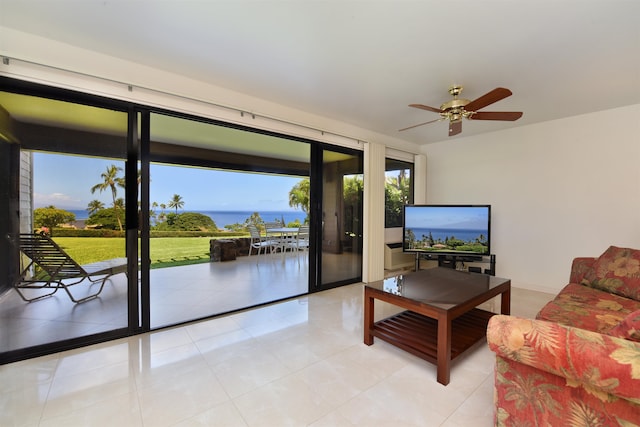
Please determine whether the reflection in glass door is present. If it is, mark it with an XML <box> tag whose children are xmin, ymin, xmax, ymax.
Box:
<box><xmin>318</xmin><ymin>149</ymin><xmax>363</xmax><ymax>289</ymax></box>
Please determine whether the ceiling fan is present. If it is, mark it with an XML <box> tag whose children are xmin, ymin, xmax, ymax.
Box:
<box><xmin>399</xmin><ymin>86</ymin><xmax>523</xmax><ymax>136</ymax></box>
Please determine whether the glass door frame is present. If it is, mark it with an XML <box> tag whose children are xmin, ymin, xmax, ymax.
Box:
<box><xmin>0</xmin><ymin>76</ymin><xmax>365</xmax><ymax>363</ymax></box>
<box><xmin>309</xmin><ymin>143</ymin><xmax>364</xmax><ymax>293</ymax></box>
<box><xmin>0</xmin><ymin>77</ymin><xmax>140</xmax><ymax>364</ymax></box>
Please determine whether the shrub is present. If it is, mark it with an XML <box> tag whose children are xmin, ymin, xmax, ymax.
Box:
<box><xmin>53</xmin><ymin>228</ymin><xmax>125</xmax><ymax>237</ymax></box>
<box><xmin>154</xmin><ymin>212</ymin><xmax>217</xmax><ymax>232</ymax></box>
<box><xmin>87</xmin><ymin>208</ymin><xmax>122</xmax><ymax>230</ymax></box>
<box><xmin>34</xmin><ymin>206</ymin><xmax>75</xmax><ymax>235</ymax></box>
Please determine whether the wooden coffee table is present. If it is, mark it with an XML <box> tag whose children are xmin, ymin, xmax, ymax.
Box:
<box><xmin>364</xmin><ymin>267</ymin><xmax>510</xmax><ymax>385</ymax></box>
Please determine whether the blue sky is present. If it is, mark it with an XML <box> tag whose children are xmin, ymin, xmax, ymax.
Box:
<box><xmin>33</xmin><ymin>153</ymin><xmax>305</xmax><ymax>212</ymax></box>
<box><xmin>404</xmin><ymin>206</ymin><xmax>489</xmax><ymax>230</ymax></box>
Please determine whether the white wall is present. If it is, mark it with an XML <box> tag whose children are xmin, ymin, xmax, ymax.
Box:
<box><xmin>422</xmin><ymin>104</ymin><xmax>640</xmax><ymax>293</ymax></box>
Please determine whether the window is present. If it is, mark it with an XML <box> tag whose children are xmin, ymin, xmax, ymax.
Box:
<box><xmin>385</xmin><ymin>158</ymin><xmax>413</xmax><ymax>228</ymax></box>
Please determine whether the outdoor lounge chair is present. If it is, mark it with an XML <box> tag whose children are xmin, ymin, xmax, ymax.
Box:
<box><xmin>12</xmin><ymin>233</ymin><xmax>127</xmax><ymax>303</ymax></box>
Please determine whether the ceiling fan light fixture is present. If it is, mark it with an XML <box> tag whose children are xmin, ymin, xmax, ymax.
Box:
<box><xmin>449</xmin><ymin>112</ymin><xmax>463</xmax><ymax>122</ymax></box>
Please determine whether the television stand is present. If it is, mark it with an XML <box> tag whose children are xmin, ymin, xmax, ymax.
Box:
<box><xmin>415</xmin><ymin>253</ymin><xmax>496</xmax><ymax>276</ymax></box>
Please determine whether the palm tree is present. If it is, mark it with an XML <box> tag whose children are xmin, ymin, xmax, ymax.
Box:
<box><xmin>86</xmin><ymin>199</ymin><xmax>105</xmax><ymax>215</ymax></box>
<box><xmin>243</xmin><ymin>212</ymin><xmax>264</xmax><ymax>230</ymax></box>
<box><xmin>91</xmin><ymin>164</ymin><xmax>125</xmax><ymax>231</ymax></box>
<box><xmin>114</xmin><ymin>198</ymin><xmax>125</xmax><ymax>211</ymax></box>
<box><xmin>168</xmin><ymin>194</ymin><xmax>184</xmax><ymax>213</ymax></box>
<box><xmin>288</xmin><ymin>178</ymin><xmax>310</xmax><ymax>213</ymax></box>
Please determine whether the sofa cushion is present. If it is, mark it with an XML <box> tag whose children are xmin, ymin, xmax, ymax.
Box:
<box><xmin>537</xmin><ymin>283</ymin><xmax>639</xmax><ymax>333</ymax></box>
<box><xmin>569</xmin><ymin>257</ymin><xmax>597</xmax><ymax>284</ymax></box>
<box><xmin>488</xmin><ymin>315</ymin><xmax>640</xmax><ymax>425</ymax></box>
<box><xmin>581</xmin><ymin>246</ymin><xmax>640</xmax><ymax>301</ymax></box>
<box><xmin>609</xmin><ymin>310</ymin><xmax>640</xmax><ymax>342</ymax></box>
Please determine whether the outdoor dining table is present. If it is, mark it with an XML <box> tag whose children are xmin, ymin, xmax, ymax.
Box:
<box><xmin>266</xmin><ymin>227</ymin><xmax>299</xmax><ymax>259</ymax></box>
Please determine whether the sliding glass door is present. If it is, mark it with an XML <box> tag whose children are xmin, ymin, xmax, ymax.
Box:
<box><xmin>146</xmin><ymin>112</ymin><xmax>312</xmax><ymax>328</ymax></box>
<box><xmin>0</xmin><ymin>77</ymin><xmax>365</xmax><ymax>363</ymax></box>
<box><xmin>0</xmin><ymin>88</ymin><xmax>134</xmax><ymax>359</ymax></box>
<box><xmin>316</xmin><ymin>148</ymin><xmax>363</xmax><ymax>290</ymax></box>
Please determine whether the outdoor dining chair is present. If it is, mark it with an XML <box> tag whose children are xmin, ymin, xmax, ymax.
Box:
<box><xmin>247</xmin><ymin>225</ymin><xmax>278</xmax><ymax>259</ymax></box>
<box><xmin>283</xmin><ymin>225</ymin><xmax>309</xmax><ymax>264</ymax></box>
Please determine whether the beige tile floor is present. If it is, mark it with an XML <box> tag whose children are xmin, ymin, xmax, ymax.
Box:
<box><xmin>0</xmin><ymin>284</ymin><xmax>553</xmax><ymax>427</ymax></box>
<box><xmin>0</xmin><ymin>250</ymin><xmax>364</xmax><ymax>353</ymax></box>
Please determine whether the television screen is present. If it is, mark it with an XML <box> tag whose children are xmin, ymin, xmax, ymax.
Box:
<box><xmin>403</xmin><ymin>205</ymin><xmax>491</xmax><ymax>255</ymax></box>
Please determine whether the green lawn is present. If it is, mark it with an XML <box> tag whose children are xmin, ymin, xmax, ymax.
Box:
<box><xmin>54</xmin><ymin>237</ymin><xmax>126</xmax><ymax>264</ymax></box>
<box><xmin>53</xmin><ymin>236</ymin><xmax>222</xmax><ymax>268</ymax></box>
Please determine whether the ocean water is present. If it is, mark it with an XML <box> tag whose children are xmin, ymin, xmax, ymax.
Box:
<box><xmin>197</xmin><ymin>210</ymin><xmax>306</xmax><ymax>227</ymax></box>
<box><xmin>406</xmin><ymin>227</ymin><xmax>488</xmax><ymax>243</ymax></box>
<box><xmin>68</xmin><ymin>210</ymin><xmax>92</xmax><ymax>220</ymax></box>
<box><xmin>69</xmin><ymin>209</ymin><xmax>306</xmax><ymax>228</ymax></box>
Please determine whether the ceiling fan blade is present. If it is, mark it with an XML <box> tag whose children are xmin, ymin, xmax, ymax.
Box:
<box><xmin>449</xmin><ymin>121</ymin><xmax>462</xmax><ymax>136</ymax></box>
<box><xmin>409</xmin><ymin>103</ymin><xmax>443</xmax><ymax>113</ymax></box>
<box><xmin>464</xmin><ymin>87</ymin><xmax>512</xmax><ymax>112</ymax></box>
<box><xmin>469</xmin><ymin>111</ymin><xmax>523</xmax><ymax>121</ymax></box>
<box><xmin>398</xmin><ymin>118</ymin><xmax>443</xmax><ymax>132</ymax></box>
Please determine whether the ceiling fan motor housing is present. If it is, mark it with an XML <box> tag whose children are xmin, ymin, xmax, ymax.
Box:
<box><xmin>440</xmin><ymin>98</ymin><xmax>470</xmax><ymax>111</ymax></box>
<box><xmin>440</xmin><ymin>98</ymin><xmax>472</xmax><ymax>122</ymax></box>
<box><xmin>441</xmin><ymin>86</ymin><xmax>470</xmax><ymax>122</ymax></box>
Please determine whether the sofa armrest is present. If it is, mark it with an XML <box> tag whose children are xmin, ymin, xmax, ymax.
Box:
<box><xmin>569</xmin><ymin>257</ymin><xmax>597</xmax><ymax>284</ymax></box>
<box><xmin>487</xmin><ymin>315</ymin><xmax>640</xmax><ymax>404</ymax></box>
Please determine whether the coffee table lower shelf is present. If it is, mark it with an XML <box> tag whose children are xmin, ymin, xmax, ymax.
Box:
<box><xmin>371</xmin><ymin>308</ymin><xmax>495</xmax><ymax>365</ymax></box>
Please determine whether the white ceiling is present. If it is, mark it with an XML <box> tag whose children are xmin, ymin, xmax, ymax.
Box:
<box><xmin>1</xmin><ymin>0</ymin><xmax>639</xmax><ymax>146</ymax></box>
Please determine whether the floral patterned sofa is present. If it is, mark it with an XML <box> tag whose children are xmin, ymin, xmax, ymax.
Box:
<box><xmin>487</xmin><ymin>246</ymin><xmax>640</xmax><ymax>426</ymax></box>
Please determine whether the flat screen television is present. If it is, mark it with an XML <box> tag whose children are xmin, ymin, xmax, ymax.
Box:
<box><xmin>403</xmin><ymin>204</ymin><xmax>491</xmax><ymax>256</ymax></box>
